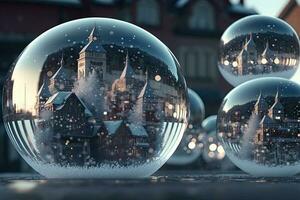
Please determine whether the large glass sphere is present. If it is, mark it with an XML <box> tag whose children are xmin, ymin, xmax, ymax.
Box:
<box><xmin>217</xmin><ymin>77</ymin><xmax>300</xmax><ymax>176</ymax></box>
<box><xmin>2</xmin><ymin>18</ymin><xmax>189</xmax><ymax>178</ymax></box>
<box><xmin>167</xmin><ymin>88</ymin><xmax>205</xmax><ymax>165</ymax></box>
<box><xmin>219</xmin><ymin>15</ymin><xmax>300</xmax><ymax>87</ymax></box>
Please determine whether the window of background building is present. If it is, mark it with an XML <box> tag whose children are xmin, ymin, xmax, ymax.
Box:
<box><xmin>188</xmin><ymin>0</ymin><xmax>215</xmax><ymax>30</ymax></box>
<box><xmin>178</xmin><ymin>46</ymin><xmax>217</xmax><ymax>81</ymax></box>
<box><xmin>136</xmin><ymin>0</ymin><xmax>160</xmax><ymax>26</ymax></box>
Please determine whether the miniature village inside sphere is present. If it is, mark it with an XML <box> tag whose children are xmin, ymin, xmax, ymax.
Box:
<box><xmin>218</xmin><ymin>15</ymin><xmax>300</xmax><ymax>87</ymax></box>
<box><xmin>217</xmin><ymin>78</ymin><xmax>300</xmax><ymax>176</ymax></box>
<box><xmin>2</xmin><ymin>18</ymin><xmax>188</xmax><ymax>178</ymax></box>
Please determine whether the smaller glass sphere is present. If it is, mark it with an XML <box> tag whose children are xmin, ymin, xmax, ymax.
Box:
<box><xmin>188</xmin><ymin>88</ymin><xmax>205</xmax><ymax>124</ymax></box>
<box><xmin>202</xmin><ymin>115</ymin><xmax>217</xmax><ymax>133</ymax></box>
<box><xmin>217</xmin><ymin>77</ymin><xmax>300</xmax><ymax>176</ymax></box>
<box><xmin>202</xmin><ymin>116</ymin><xmax>226</xmax><ymax>163</ymax></box>
<box><xmin>167</xmin><ymin>88</ymin><xmax>205</xmax><ymax>165</ymax></box>
<box><xmin>203</xmin><ymin>131</ymin><xmax>226</xmax><ymax>163</ymax></box>
<box><xmin>218</xmin><ymin>15</ymin><xmax>300</xmax><ymax>87</ymax></box>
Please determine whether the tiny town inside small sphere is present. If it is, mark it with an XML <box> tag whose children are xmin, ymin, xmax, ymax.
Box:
<box><xmin>218</xmin><ymin>15</ymin><xmax>300</xmax><ymax>87</ymax></box>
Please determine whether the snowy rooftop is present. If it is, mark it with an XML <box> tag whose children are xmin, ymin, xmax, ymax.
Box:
<box><xmin>45</xmin><ymin>92</ymin><xmax>72</xmax><ymax>105</ymax></box>
<box><xmin>37</xmin><ymin>82</ymin><xmax>51</xmax><ymax>98</ymax></box>
<box><xmin>128</xmin><ymin>123</ymin><xmax>148</xmax><ymax>137</ymax></box>
<box><xmin>103</xmin><ymin>120</ymin><xmax>148</xmax><ymax>137</ymax></box>
<box><xmin>103</xmin><ymin>120</ymin><xmax>123</xmax><ymax>135</ymax></box>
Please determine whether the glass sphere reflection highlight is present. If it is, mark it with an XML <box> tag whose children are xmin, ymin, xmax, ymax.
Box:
<box><xmin>188</xmin><ymin>88</ymin><xmax>205</xmax><ymax>124</ymax></box>
<box><xmin>167</xmin><ymin>88</ymin><xmax>205</xmax><ymax>165</ymax></box>
<box><xmin>217</xmin><ymin>77</ymin><xmax>300</xmax><ymax>176</ymax></box>
<box><xmin>3</xmin><ymin>18</ymin><xmax>188</xmax><ymax>178</ymax></box>
<box><xmin>219</xmin><ymin>15</ymin><xmax>300</xmax><ymax>87</ymax></box>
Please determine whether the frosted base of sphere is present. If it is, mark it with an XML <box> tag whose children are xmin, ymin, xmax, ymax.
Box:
<box><xmin>28</xmin><ymin>158</ymin><xmax>167</xmax><ymax>178</ymax></box>
<box><xmin>226</xmin><ymin>152</ymin><xmax>300</xmax><ymax>177</ymax></box>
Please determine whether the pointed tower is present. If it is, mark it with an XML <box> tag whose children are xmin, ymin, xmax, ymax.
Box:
<box><xmin>120</xmin><ymin>52</ymin><xmax>135</xmax><ymax>79</ymax></box>
<box><xmin>112</xmin><ymin>51</ymin><xmax>136</xmax><ymax>93</ymax></box>
<box><xmin>136</xmin><ymin>70</ymin><xmax>161</xmax><ymax>122</ymax></box>
<box><xmin>236</xmin><ymin>34</ymin><xmax>257</xmax><ymax>75</ymax></box>
<box><xmin>48</xmin><ymin>53</ymin><xmax>75</xmax><ymax>94</ymax></box>
<box><xmin>243</xmin><ymin>33</ymin><xmax>257</xmax><ymax>73</ymax></box>
<box><xmin>268</xmin><ymin>90</ymin><xmax>284</xmax><ymax>121</ymax></box>
<box><xmin>77</xmin><ymin>26</ymin><xmax>107</xmax><ymax>80</ymax></box>
<box><xmin>119</xmin><ymin>51</ymin><xmax>135</xmax><ymax>90</ymax></box>
<box><xmin>262</xmin><ymin>41</ymin><xmax>272</xmax><ymax>59</ymax></box>
<box><xmin>236</xmin><ymin>48</ymin><xmax>248</xmax><ymax>75</ymax></box>
<box><xmin>244</xmin><ymin>33</ymin><xmax>256</xmax><ymax>52</ymax></box>
<box><xmin>254</xmin><ymin>92</ymin><xmax>268</xmax><ymax>119</ymax></box>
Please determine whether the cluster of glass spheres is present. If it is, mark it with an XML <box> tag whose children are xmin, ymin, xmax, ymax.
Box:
<box><xmin>3</xmin><ymin>18</ymin><xmax>189</xmax><ymax>178</ymax></box>
<box><xmin>4</xmin><ymin>14</ymin><xmax>300</xmax><ymax>178</ymax></box>
<box><xmin>218</xmin><ymin>15</ymin><xmax>300</xmax><ymax>176</ymax></box>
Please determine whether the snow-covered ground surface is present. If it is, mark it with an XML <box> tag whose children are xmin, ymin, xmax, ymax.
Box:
<box><xmin>2</xmin><ymin>171</ymin><xmax>300</xmax><ymax>200</ymax></box>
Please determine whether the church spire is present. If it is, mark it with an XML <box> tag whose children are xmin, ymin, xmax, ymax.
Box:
<box><xmin>274</xmin><ymin>89</ymin><xmax>279</xmax><ymax>103</ymax></box>
<box><xmin>138</xmin><ymin>68</ymin><xmax>153</xmax><ymax>99</ymax></box>
<box><xmin>120</xmin><ymin>51</ymin><xmax>134</xmax><ymax>79</ymax></box>
<box><xmin>88</xmin><ymin>26</ymin><xmax>99</xmax><ymax>42</ymax></box>
<box><xmin>60</xmin><ymin>52</ymin><xmax>64</xmax><ymax>67</ymax></box>
<box><xmin>262</xmin><ymin>41</ymin><xmax>271</xmax><ymax>57</ymax></box>
<box><xmin>245</xmin><ymin>33</ymin><xmax>256</xmax><ymax>51</ymax></box>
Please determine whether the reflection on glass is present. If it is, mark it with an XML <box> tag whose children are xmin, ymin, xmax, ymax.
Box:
<box><xmin>217</xmin><ymin>77</ymin><xmax>300</xmax><ymax>176</ymax></box>
<box><xmin>219</xmin><ymin>15</ymin><xmax>300</xmax><ymax>87</ymax></box>
<box><xmin>3</xmin><ymin>18</ymin><xmax>188</xmax><ymax>178</ymax></box>
<box><xmin>167</xmin><ymin>88</ymin><xmax>205</xmax><ymax>165</ymax></box>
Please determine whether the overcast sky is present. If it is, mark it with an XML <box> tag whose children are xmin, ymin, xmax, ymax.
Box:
<box><xmin>230</xmin><ymin>0</ymin><xmax>290</xmax><ymax>16</ymax></box>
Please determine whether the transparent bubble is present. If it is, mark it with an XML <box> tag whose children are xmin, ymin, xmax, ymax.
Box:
<box><xmin>188</xmin><ymin>88</ymin><xmax>205</xmax><ymax>124</ymax></box>
<box><xmin>202</xmin><ymin>115</ymin><xmax>217</xmax><ymax>133</ymax></box>
<box><xmin>202</xmin><ymin>116</ymin><xmax>226</xmax><ymax>163</ymax></box>
<box><xmin>3</xmin><ymin>18</ymin><xmax>188</xmax><ymax>178</ymax></box>
<box><xmin>167</xmin><ymin>88</ymin><xmax>205</xmax><ymax>165</ymax></box>
<box><xmin>217</xmin><ymin>77</ymin><xmax>300</xmax><ymax>176</ymax></box>
<box><xmin>218</xmin><ymin>15</ymin><xmax>300</xmax><ymax>87</ymax></box>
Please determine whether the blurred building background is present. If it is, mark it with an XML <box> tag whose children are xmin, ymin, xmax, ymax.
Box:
<box><xmin>1</xmin><ymin>0</ymin><xmax>294</xmax><ymax>172</ymax></box>
<box><xmin>279</xmin><ymin>0</ymin><xmax>300</xmax><ymax>35</ymax></box>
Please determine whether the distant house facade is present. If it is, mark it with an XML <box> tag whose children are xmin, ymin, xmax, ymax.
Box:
<box><xmin>279</xmin><ymin>0</ymin><xmax>300</xmax><ymax>36</ymax></box>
